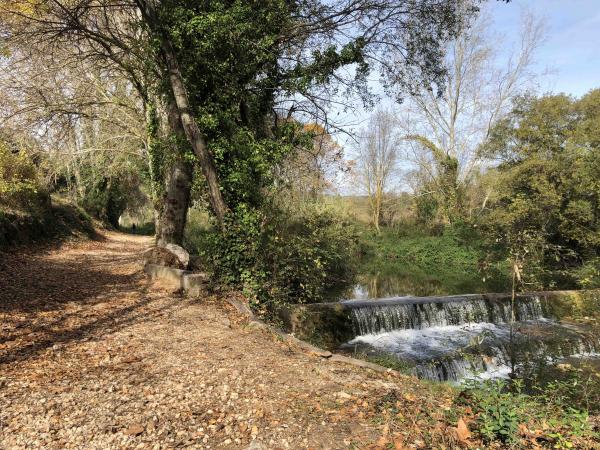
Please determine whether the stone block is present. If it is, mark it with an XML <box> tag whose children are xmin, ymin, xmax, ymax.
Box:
<box><xmin>182</xmin><ymin>272</ymin><xmax>210</xmax><ymax>296</ymax></box>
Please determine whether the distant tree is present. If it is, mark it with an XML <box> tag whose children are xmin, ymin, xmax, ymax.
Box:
<box><xmin>397</xmin><ymin>6</ymin><xmax>545</xmax><ymax>225</ymax></box>
<box><xmin>355</xmin><ymin>109</ymin><xmax>400</xmax><ymax>233</ymax></box>
<box><xmin>277</xmin><ymin>123</ymin><xmax>346</xmax><ymax>200</ymax></box>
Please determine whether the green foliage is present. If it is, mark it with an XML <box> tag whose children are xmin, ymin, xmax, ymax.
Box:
<box><xmin>480</xmin><ymin>90</ymin><xmax>600</xmax><ymax>290</ymax></box>
<box><xmin>79</xmin><ymin>177</ymin><xmax>127</xmax><ymax>228</ymax></box>
<box><xmin>572</xmin><ymin>258</ymin><xmax>600</xmax><ymax>289</ymax></box>
<box><xmin>187</xmin><ymin>202</ymin><xmax>359</xmax><ymax>308</ymax></box>
<box><xmin>355</xmin><ymin>223</ymin><xmax>509</xmax><ymax>297</ymax></box>
<box><xmin>354</xmin><ymin>351</ymin><xmax>414</xmax><ymax>374</ymax></box>
<box><xmin>462</xmin><ymin>380</ymin><xmax>521</xmax><ymax>444</ymax></box>
<box><xmin>406</xmin><ymin>135</ymin><xmax>464</xmax><ymax>225</ymax></box>
<box><xmin>414</xmin><ymin>190</ymin><xmax>440</xmax><ymax>227</ymax></box>
<box><xmin>0</xmin><ymin>139</ymin><xmax>42</xmax><ymax>209</ymax></box>
<box><xmin>531</xmin><ymin>361</ymin><xmax>600</xmax><ymax>416</ymax></box>
<box><xmin>67</xmin><ymin>148</ymin><xmax>149</xmax><ymax>229</ymax></box>
<box><xmin>460</xmin><ymin>378</ymin><xmax>597</xmax><ymax>446</ymax></box>
<box><xmin>0</xmin><ymin>195</ymin><xmax>96</xmax><ymax>248</ymax></box>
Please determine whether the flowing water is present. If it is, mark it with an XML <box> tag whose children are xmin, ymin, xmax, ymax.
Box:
<box><xmin>341</xmin><ymin>295</ymin><xmax>600</xmax><ymax>382</ymax></box>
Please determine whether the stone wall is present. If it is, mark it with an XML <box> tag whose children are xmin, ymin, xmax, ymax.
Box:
<box><xmin>279</xmin><ymin>290</ymin><xmax>600</xmax><ymax>350</ymax></box>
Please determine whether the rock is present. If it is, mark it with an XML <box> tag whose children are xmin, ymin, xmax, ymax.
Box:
<box><xmin>182</xmin><ymin>273</ymin><xmax>210</xmax><ymax>297</ymax></box>
<box><xmin>246</xmin><ymin>441</ymin><xmax>266</xmax><ymax>450</ymax></box>
<box><xmin>335</xmin><ymin>391</ymin><xmax>352</xmax><ymax>400</ymax></box>
<box><xmin>161</xmin><ymin>243</ymin><xmax>190</xmax><ymax>269</ymax></box>
<box><xmin>142</xmin><ymin>244</ymin><xmax>190</xmax><ymax>270</ymax></box>
<box><xmin>142</xmin><ymin>246</ymin><xmax>185</xmax><ymax>269</ymax></box>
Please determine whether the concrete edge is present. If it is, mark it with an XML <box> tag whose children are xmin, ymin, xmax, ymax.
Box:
<box><xmin>144</xmin><ymin>263</ymin><xmax>208</xmax><ymax>295</ymax></box>
<box><xmin>225</xmin><ymin>297</ymin><xmax>398</xmax><ymax>376</ymax></box>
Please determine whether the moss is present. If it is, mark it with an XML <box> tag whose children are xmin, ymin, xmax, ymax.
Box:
<box><xmin>542</xmin><ymin>290</ymin><xmax>600</xmax><ymax>320</ymax></box>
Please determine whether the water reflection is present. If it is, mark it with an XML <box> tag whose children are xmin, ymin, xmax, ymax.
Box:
<box><xmin>329</xmin><ymin>272</ymin><xmax>475</xmax><ymax>301</ymax></box>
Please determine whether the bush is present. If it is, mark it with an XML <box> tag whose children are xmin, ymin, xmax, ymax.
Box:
<box><xmin>459</xmin><ymin>378</ymin><xmax>597</xmax><ymax>447</ymax></box>
<box><xmin>0</xmin><ymin>140</ymin><xmax>44</xmax><ymax>209</ymax></box>
<box><xmin>572</xmin><ymin>258</ymin><xmax>600</xmax><ymax>289</ymax></box>
<box><xmin>460</xmin><ymin>380</ymin><xmax>521</xmax><ymax>443</ymax></box>
<box><xmin>79</xmin><ymin>177</ymin><xmax>127</xmax><ymax>228</ymax></box>
<box><xmin>187</xmin><ymin>202</ymin><xmax>360</xmax><ymax>309</ymax></box>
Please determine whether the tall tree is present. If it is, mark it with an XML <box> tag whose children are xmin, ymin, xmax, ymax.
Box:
<box><xmin>481</xmin><ymin>91</ymin><xmax>600</xmax><ymax>289</ymax></box>
<box><xmin>355</xmin><ymin>109</ymin><xmax>400</xmax><ymax>233</ymax></box>
<box><xmin>2</xmin><ymin>0</ymin><xmax>478</xmax><ymax>242</ymax></box>
<box><xmin>398</xmin><ymin>6</ymin><xmax>544</xmax><ymax>224</ymax></box>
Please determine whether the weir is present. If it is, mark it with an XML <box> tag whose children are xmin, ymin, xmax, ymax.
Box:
<box><xmin>349</xmin><ymin>294</ymin><xmax>545</xmax><ymax>335</ymax></box>
<box><xmin>281</xmin><ymin>290</ymin><xmax>600</xmax><ymax>382</ymax></box>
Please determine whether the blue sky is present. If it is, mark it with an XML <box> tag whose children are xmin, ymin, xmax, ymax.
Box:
<box><xmin>334</xmin><ymin>1</ymin><xmax>600</xmax><ymax>136</ymax></box>
<box><xmin>485</xmin><ymin>0</ymin><xmax>599</xmax><ymax>97</ymax></box>
<box><xmin>335</xmin><ymin>1</ymin><xmax>600</xmax><ymax>192</ymax></box>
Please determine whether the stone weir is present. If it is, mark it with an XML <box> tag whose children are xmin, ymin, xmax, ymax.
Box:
<box><xmin>279</xmin><ymin>290</ymin><xmax>600</xmax><ymax>349</ymax></box>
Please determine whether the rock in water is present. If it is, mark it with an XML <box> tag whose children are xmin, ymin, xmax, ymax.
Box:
<box><xmin>142</xmin><ymin>245</ymin><xmax>188</xmax><ymax>270</ymax></box>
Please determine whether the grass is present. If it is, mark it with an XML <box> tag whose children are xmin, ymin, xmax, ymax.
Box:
<box><xmin>354</xmin><ymin>223</ymin><xmax>510</xmax><ymax>297</ymax></box>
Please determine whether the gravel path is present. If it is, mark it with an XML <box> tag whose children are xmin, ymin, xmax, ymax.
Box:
<box><xmin>0</xmin><ymin>232</ymin><xmax>461</xmax><ymax>449</ymax></box>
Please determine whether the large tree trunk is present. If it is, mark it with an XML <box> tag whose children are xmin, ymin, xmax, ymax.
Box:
<box><xmin>160</xmin><ymin>41</ymin><xmax>227</xmax><ymax>223</ymax></box>
<box><xmin>155</xmin><ymin>101</ymin><xmax>193</xmax><ymax>246</ymax></box>
<box><xmin>155</xmin><ymin>159</ymin><xmax>192</xmax><ymax>245</ymax></box>
<box><xmin>136</xmin><ymin>0</ymin><xmax>227</xmax><ymax>223</ymax></box>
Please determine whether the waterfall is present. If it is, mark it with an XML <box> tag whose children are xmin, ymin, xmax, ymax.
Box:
<box><xmin>350</xmin><ymin>295</ymin><xmax>545</xmax><ymax>335</ymax></box>
<box><xmin>344</xmin><ymin>294</ymin><xmax>599</xmax><ymax>382</ymax></box>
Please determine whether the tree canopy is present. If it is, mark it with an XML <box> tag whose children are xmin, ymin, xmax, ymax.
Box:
<box><xmin>481</xmin><ymin>90</ymin><xmax>600</xmax><ymax>288</ymax></box>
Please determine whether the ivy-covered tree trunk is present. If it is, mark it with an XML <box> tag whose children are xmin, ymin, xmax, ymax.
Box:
<box><xmin>155</xmin><ymin>159</ymin><xmax>192</xmax><ymax>246</ymax></box>
<box><xmin>135</xmin><ymin>0</ymin><xmax>227</xmax><ymax>223</ymax></box>
<box><xmin>155</xmin><ymin>101</ymin><xmax>193</xmax><ymax>246</ymax></box>
<box><xmin>146</xmin><ymin>99</ymin><xmax>193</xmax><ymax>246</ymax></box>
<box><xmin>405</xmin><ymin>135</ymin><xmax>464</xmax><ymax>225</ymax></box>
<box><xmin>160</xmin><ymin>40</ymin><xmax>227</xmax><ymax>223</ymax></box>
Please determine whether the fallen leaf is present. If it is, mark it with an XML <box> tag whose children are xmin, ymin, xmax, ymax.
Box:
<box><xmin>456</xmin><ymin>418</ymin><xmax>471</xmax><ymax>442</ymax></box>
<box><xmin>123</xmin><ymin>423</ymin><xmax>144</xmax><ymax>436</ymax></box>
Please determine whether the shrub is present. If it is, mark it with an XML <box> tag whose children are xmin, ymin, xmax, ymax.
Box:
<box><xmin>572</xmin><ymin>257</ymin><xmax>600</xmax><ymax>289</ymax></box>
<box><xmin>188</xmin><ymin>202</ymin><xmax>359</xmax><ymax>309</ymax></box>
<box><xmin>79</xmin><ymin>177</ymin><xmax>127</xmax><ymax>228</ymax></box>
<box><xmin>460</xmin><ymin>380</ymin><xmax>521</xmax><ymax>443</ymax></box>
<box><xmin>459</xmin><ymin>377</ymin><xmax>597</xmax><ymax>447</ymax></box>
<box><xmin>0</xmin><ymin>140</ymin><xmax>43</xmax><ymax>209</ymax></box>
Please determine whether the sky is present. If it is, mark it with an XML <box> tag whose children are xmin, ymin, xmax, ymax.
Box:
<box><xmin>335</xmin><ymin>0</ymin><xmax>600</xmax><ymax>193</ymax></box>
<box><xmin>489</xmin><ymin>0</ymin><xmax>600</xmax><ymax>97</ymax></box>
<box><xmin>336</xmin><ymin>0</ymin><xmax>600</xmax><ymax>133</ymax></box>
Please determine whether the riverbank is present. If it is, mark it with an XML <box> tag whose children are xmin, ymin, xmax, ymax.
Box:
<box><xmin>343</xmin><ymin>225</ymin><xmax>509</xmax><ymax>300</ymax></box>
<box><xmin>1</xmin><ymin>232</ymin><xmax>598</xmax><ymax>448</ymax></box>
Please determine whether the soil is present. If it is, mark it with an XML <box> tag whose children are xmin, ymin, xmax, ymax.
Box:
<box><xmin>0</xmin><ymin>232</ymin><xmax>515</xmax><ymax>449</ymax></box>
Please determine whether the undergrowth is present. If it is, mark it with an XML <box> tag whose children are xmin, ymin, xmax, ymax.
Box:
<box><xmin>356</xmin><ymin>223</ymin><xmax>510</xmax><ymax>296</ymax></box>
<box><xmin>457</xmin><ymin>377</ymin><xmax>599</xmax><ymax>448</ymax></box>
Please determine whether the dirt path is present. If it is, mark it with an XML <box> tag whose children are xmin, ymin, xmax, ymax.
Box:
<box><xmin>0</xmin><ymin>232</ymin><xmax>459</xmax><ymax>449</ymax></box>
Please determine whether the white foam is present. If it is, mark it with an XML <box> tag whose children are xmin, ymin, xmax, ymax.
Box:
<box><xmin>349</xmin><ymin>322</ymin><xmax>510</xmax><ymax>360</ymax></box>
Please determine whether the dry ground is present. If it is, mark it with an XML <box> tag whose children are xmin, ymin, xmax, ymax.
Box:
<box><xmin>0</xmin><ymin>232</ymin><xmax>470</xmax><ymax>449</ymax></box>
